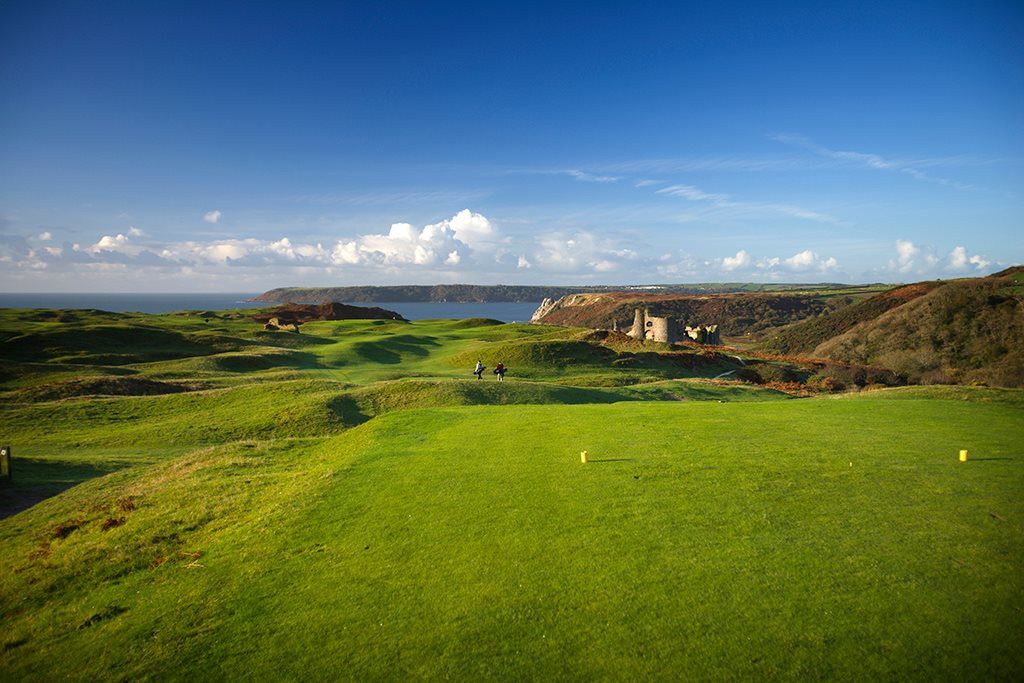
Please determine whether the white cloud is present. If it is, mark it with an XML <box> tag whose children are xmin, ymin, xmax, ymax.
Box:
<box><xmin>424</xmin><ymin>209</ymin><xmax>495</xmax><ymax>247</ymax></box>
<box><xmin>716</xmin><ymin>248</ymin><xmax>838</xmax><ymax>275</ymax></box>
<box><xmin>160</xmin><ymin>210</ymin><xmax>494</xmax><ymax>271</ymax></box>
<box><xmin>204</xmin><ymin>210</ymin><xmax>222</xmax><ymax>224</ymax></box>
<box><xmin>782</xmin><ymin>249</ymin><xmax>838</xmax><ymax>272</ymax></box>
<box><xmin>654</xmin><ymin>252</ymin><xmax>699</xmax><ymax>279</ymax></box>
<box><xmin>91</xmin><ymin>233</ymin><xmax>131</xmax><ymax>253</ymax></box>
<box><xmin>529</xmin><ymin>231</ymin><xmax>641</xmax><ymax>274</ymax></box>
<box><xmin>350</xmin><ymin>220</ymin><xmax>463</xmax><ymax>267</ymax></box>
<box><xmin>721</xmin><ymin>250</ymin><xmax>751</xmax><ymax>271</ymax></box>
<box><xmin>37</xmin><ymin>231</ymin><xmax>52</xmax><ymax>241</ymax></box>
<box><xmin>128</xmin><ymin>226</ymin><xmax>145</xmax><ymax>237</ymax></box>
<box><xmin>894</xmin><ymin>239</ymin><xmax>919</xmax><ymax>273</ymax></box>
<box><xmin>0</xmin><ymin>210</ymin><xmax>916</xmax><ymax>287</ymax></box>
<box><xmin>947</xmin><ymin>246</ymin><xmax>990</xmax><ymax>271</ymax></box>
<box><xmin>889</xmin><ymin>239</ymin><xmax>939</xmax><ymax>274</ymax></box>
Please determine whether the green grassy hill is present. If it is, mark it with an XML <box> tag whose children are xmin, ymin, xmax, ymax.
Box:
<box><xmin>1</xmin><ymin>307</ymin><xmax>1021</xmax><ymax>679</ymax></box>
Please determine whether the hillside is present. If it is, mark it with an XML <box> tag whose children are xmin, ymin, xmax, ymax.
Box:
<box><xmin>529</xmin><ymin>286</ymin><xmax>888</xmax><ymax>338</ymax></box>
<box><xmin>760</xmin><ymin>281</ymin><xmax>944</xmax><ymax>354</ymax></box>
<box><xmin>762</xmin><ymin>269</ymin><xmax>1024</xmax><ymax>387</ymax></box>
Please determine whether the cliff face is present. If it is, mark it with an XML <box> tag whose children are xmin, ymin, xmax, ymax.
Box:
<box><xmin>530</xmin><ymin>291</ymin><xmax>845</xmax><ymax>337</ymax></box>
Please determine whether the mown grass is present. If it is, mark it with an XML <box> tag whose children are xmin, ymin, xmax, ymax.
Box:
<box><xmin>0</xmin><ymin>395</ymin><xmax>1021</xmax><ymax>679</ymax></box>
<box><xmin>1</xmin><ymin>307</ymin><xmax>1022</xmax><ymax>679</ymax></box>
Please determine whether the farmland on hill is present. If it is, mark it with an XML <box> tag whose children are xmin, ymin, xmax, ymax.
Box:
<box><xmin>0</xmin><ymin>306</ymin><xmax>1021</xmax><ymax>679</ymax></box>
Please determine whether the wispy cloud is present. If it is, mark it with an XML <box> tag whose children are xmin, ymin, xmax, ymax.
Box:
<box><xmin>769</xmin><ymin>133</ymin><xmax>981</xmax><ymax>191</ymax></box>
<box><xmin>653</xmin><ymin>182</ymin><xmax>843</xmax><ymax>225</ymax></box>
<box><xmin>291</xmin><ymin>189</ymin><xmax>491</xmax><ymax>206</ymax></box>
<box><xmin>656</xmin><ymin>184</ymin><xmax>731</xmax><ymax>204</ymax></box>
<box><xmin>565</xmin><ymin>169</ymin><xmax>619</xmax><ymax>183</ymax></box>
<box><xmin>507</xmin><ymin>168</ymin><xmax>620</xmax><ymax>183</ymax></box>
<box><xmin>594</xmin><ymin>155</ymin><xmax>843</xmax><ymax>174</ymax></box>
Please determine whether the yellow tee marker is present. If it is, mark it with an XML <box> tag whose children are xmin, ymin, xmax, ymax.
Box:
<box><xmin>959</xmin><ymin>449</ymin><xmax>968</xmax><ymax>462</ymax></box>
<box><xmin>580</xmin><ymin>450</ymin><xmax>588</xmax><ymax>464</ymax></box>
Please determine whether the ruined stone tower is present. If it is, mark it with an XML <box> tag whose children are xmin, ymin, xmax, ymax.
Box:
<box><xmin>628</xmin><ymin>308</ymin><xmax>646</xmax><ymax>338</ymax></box>
<box><xmin>623</xmin><ymin>307</ymin><xmax>718</xmax><ymax>345</ymax></box>
<box><xmin>625</xmin><ymin>307</ymin><xmax>677</xmax><ymax>344</ymax></box>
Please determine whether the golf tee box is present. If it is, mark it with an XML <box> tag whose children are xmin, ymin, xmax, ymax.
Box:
<box><xmin>580</xmin><ymin>450</ymin><xmax>588</xmax><ymax>464</ymax></box>
<box><xmin>959</xmin><ymin>449</ymin><xmax>968</xmax><ymax>462</ymax></box>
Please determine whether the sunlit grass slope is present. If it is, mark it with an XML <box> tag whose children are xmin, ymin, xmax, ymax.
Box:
<box><xmin>1</xmin><ymin>391</ymin><xmax>1021</xmax><ymax>680</ymax></box>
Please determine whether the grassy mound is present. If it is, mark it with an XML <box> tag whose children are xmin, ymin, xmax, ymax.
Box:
<box><xmin>434</xmin><ymin>317</ymin><xmax>505</xmax><ymax>328</ymax></box>
<box><xmin>333</xmin><ymin>379</ymin><xmax>629</xmax><ymax>424</ymax></box>
<box><xmin>2</xmin><ymin>379</ymin><xmax>348</xmax><ymax>451</ymax></box>
<box><xmin>2</xmin><ymin>324</ymin><xmax>225</xmax><ymax>365</ymax></box>
<box><xmin>7</xmin><ymin>376</ymin><xmax>199</xmax><ymax>402</ymax></box>
<box><xmin>449</xmin><ymin>339</ymin><xmax>618</xmax><ymax>372</ymax></box>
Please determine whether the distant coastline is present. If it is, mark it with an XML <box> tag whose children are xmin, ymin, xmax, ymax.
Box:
<box><xmin>0</xmin><ymin>293</ymin><xmax>541</xmax><ymax>322</ymax></box>
<box><xmin>0</xmin><ymin>293</ymin><xmax>264</xmax><ymax>314</ymax></box>
<box><xmin>250</xmin><ymin>282</ymin><xmax>862</xmax><ymax>305</ymax></box>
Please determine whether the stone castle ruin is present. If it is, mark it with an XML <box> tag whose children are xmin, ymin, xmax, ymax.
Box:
<box><xmin>615</xmin><ymin>307</ymin><xmax>720</xmax><ymax>345</ymax></box>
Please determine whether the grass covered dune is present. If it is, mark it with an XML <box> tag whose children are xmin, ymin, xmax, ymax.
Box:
<box><xmin>2</xmin><ymin>394</ymin><xmax>1021</xmax><ymax>679</ymax></box>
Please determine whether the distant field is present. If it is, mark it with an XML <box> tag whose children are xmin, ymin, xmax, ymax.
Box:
<box><xmin>1</xmin><ymin>308</ymin><xmax>1021</xmax><ymax>679</ymax></box>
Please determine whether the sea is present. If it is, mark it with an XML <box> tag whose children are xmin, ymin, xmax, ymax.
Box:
<box><xmin>0</xmin><ymin>293</ymin><xmax>542</xmax><ymax>323</ymax></box>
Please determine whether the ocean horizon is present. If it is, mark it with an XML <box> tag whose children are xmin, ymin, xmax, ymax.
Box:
<box><xmin>0</xmin><ymin>293</ymin><xmax>541</xmax><ymax>322</ymax></box>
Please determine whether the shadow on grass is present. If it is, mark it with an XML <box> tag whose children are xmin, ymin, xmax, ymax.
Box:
<box><xmin>587</xmin><ymin>458</ymin><xmax>636</xmax><ymax>463</ymax></box>
<box><xmin>326</xmin><ymin>395</ymin><xmax>372</xmax><ymax>428</ymax></box>
<box><xmin>351</xmin><ymin>336</ymin><xmax>442</xmax><ymax>364</ymax></box>
<box><xmin>0</xmin><ymin>458</ymin><xmax>118</xmax><ymax>520</ymax></box>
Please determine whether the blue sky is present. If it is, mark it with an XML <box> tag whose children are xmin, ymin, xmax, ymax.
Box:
<box><xmin>1</xmin><ymin>0</ymin><xmax>1021</xmax><ymax>291</ymax></box>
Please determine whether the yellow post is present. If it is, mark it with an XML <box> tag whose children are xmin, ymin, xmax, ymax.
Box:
<box><xmin>959</xmin><ymin>449</ymin><xmax>968</xmax><ymax>462</ymax></box>
<box><xmin>580</xmin><ymin>450</ymin><xmax>588</xmax><ymax>464</ymax></box>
